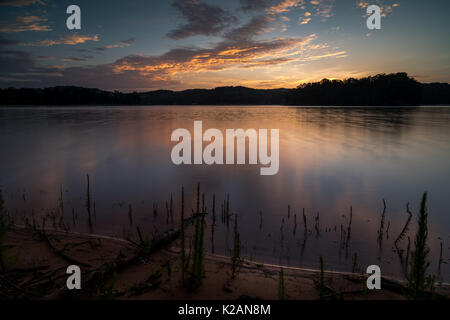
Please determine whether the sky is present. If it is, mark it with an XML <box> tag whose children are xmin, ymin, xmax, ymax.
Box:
<box><xmin>0</xmin><ymin>0</ymin><xmax>449</xmax><ymax>91</ymax></box>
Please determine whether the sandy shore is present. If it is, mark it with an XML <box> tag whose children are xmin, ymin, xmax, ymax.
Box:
<box><xmin>1</xmin><ymin>227</ymin><xmax>448</xmax><ymax>300</ymax></box>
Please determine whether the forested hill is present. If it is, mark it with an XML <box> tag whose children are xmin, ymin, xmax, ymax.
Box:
<box><xmin>1</xmin><ymin>73</ymin><xmax>449</xmax><ymax>106</ymax></box>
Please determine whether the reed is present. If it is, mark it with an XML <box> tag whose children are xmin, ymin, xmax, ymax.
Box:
<box><xmin>103</xmin><ymin>271</ymin><xmax>117</xmax><ymax>300</ymax></box>
<box><xmin>72</xmin><ymin>208</ymin><xmax>76</xmax><ymax>226</ymax></box>
<box><xmin>314</xmin><ymin>211</ymin><xmax>320</xmax><ymax>238</ymax></box>
<box><xmin>31</xmin><ymin>208</ymin><xmax>36</xmax><ymax>230</ymax></box>
<box><xmin>196</xmin><ymin>183</ymin><xmax>200</xmax><ymax>214</ymax></box>
<box><xmin>188</xmin><ymin>209</ymin><xmax>205</xmax><ymax>290</ymax></box>
<box><xmin>59</xmin><ymin>184</ymin><xmax>64</xmax><ymax>216</ymax></box>
<box><xmin>0</xmin><ymin>187</ymin><xmax>7</xmax><ymax>271</ymax></box>
<box><xmin>211</xmin><ymin>194</ymin><xmax>216</xmax><ymax>254</ymax></box>
<box><xmin>386</xmin><ymin>221</ymin><xmax>390</xmax><ymax>240</ymax></box>
<box><xmin>128</xmin><ymin>204</ymin><xmax>133</xmax><ymax>226</ymax></box>
<box><xmin>438</xmin><ymin>241</ymin><xmax>443</xmax><ymax>278</ymax></box>
<box><xmin>202</xmin><ymin>192</ymin><xmax>205</xmax><ymax>213</ymax></box>
<box><xmin>86</xmin><ymin>174</ymin><xmax>91</xmax><ymax>221</ymax></box>
<box><xmin>352</xmin><ymin>252</ymin><xmax>359</xmax><ymax>273</ymax></box>
<box><xmin>259</xmin><ymin>210</ymin><xmax>263</xmax><ymax>231</ymax></box>
<box><xmin>170</xmin><ymin>193</ymin><xmax>174</xmax><ymax>224</ymax></box>
<box><xmin>278</xmin><ymin>267</ymin><xmax>286</xmax><ymax>300</ymax></box>
<box><xmin>293</xmin><ymin>213</ymin><xmax>297</xmax><ymax>236</ymax></box>
<box><xmin>165</xmin><ymin>201</ymin><xmax>169</xmax><ymax>225</ymax></box>
<box><xmin>407</xmin><ymin>192</ymin><xmax>430</xmax><ymax>299</ymax></box>
<box><xmin>225</xmin><ymin>194</ymin><xmax>230</xmax><ymax>227</ymax></box>
<box><xmin>153</xmin><ymin>203</ymin><xmax>158</xmax><ymax>218</ymax></box>
<box><xmin>181</xmin><ymin>186</ymin><xmax>185</xmax><ymax>284</ymax></box>
<box><xmin>346</xmin><ymin>206</ymin><xmax>353</xmax><ymax>247</ymax></box>
<box><xmin>231</xmin><ymin>215</ymin><xmax>241</xmax><ymax>279</ymax></box>
<box><xmin>377</xmin><ymin>199</ymin><xmax>386</xmax><ymax>260</ymax></box>
<box><xmin>405</xmin><ymin>236</ymin><xmax>411</xmax><ymax>275</ymax></box>
<box><xmin>318</xmin><ymin>256</ymin><xmax>325</xmax><ymax>300</ymax></box>
<box><xmin>302</xmin><ymin>208</ymin><xmax>307</xmax><ymax>233</ymax></box>
<box><xmin>395</xmin><ymin>203</ymin><xmax>413</xmax><ymax>248</ymax></box>
<box><xmin>167</xmin><ymin>259</ymin><xmax>172</xmax><ymax>282</ymax></box>
<box><xmin>211</xmin><ymin>194</ymin><xmax>216</xmax><ymax>225</ymax></box>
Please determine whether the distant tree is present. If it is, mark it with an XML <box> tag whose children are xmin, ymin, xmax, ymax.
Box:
<box><xmin>287</xmin><ymin>73</ymin><xmax>423</xmax><ymax>106</ymax></box>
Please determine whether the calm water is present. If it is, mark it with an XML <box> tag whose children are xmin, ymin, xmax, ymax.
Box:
<box><xmin>1</xmin><ymin>106</ymin><xmax>449</xmax><ymax>281</ymax></box>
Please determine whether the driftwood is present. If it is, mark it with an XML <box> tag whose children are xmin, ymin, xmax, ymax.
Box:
<box><xmin>44</xmin><ymin>217</ymin><xmax>196</xmax><ymax>299</ymax></box>
<box><xmin>41</xmin><ymin>233</ymin><xmax>92</xmax><ymax>268</ymax></box>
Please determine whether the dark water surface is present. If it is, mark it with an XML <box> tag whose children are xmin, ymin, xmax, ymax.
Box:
<box><xmin>1</xmin><ymin>106</ymin><xmax>449</xmax><ymax>281</ymax></box>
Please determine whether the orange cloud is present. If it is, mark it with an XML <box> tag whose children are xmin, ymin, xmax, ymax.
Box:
<box><xmin>0</xmin><ymin>15</ymin><xmax>51</xmax><ymax>32</ymax></box>
<box><xmin>300</xmin><ymin>17</ymin><xmax>311</xmax><ymax>24</ymax></box>
<box><xmin>25</xmin><ymin>34</ymin><xmax>99</xmax><ymax>47</ymax></box>
<box><xmin>267</xmin><ymin>0</ymin><xmax>304</xmax><ymax>14</ymax></box>
<box><xmin>112</xmin><ymin>35</ymin><xmax>317</xmax><ymax>78</ymax></box>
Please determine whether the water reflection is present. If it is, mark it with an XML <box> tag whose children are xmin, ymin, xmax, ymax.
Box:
<box><xmin>0</xmin><ymin>106</ymin><xmax>449</xmax><ymax>281</ymax></box>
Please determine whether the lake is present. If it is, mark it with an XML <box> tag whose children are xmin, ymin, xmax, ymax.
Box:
<box><xmin>0</xmin><ymin>106</ymin><xmax>449</xmax><ymax>282</ymax></box>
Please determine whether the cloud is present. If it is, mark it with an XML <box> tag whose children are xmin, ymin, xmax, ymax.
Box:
<box><xmin>167</xmin><ymin>0</ymin><xmax>236</xmax><ymax>39</ymax></box>
<box><xmin>95</xmin><ymin>37</ymin><xmax>136</xmax><ymax>52</ymax></box>
<box><xmin>0</xmin><ymin>15</ymin><xmax>51</xmax><ymax>32</ymax></box>
<box><xmin>267</xmin><ymin>0</ymin><xmax>304</xmax><ymax>14</ymax></box>
<box><xmin>358</xmin><ymin>1</ymin><xmax>400</xmax><ymax>17</ymax></box>
<box><xmin>240</xmin><ymin>0</ymin><xmax>305</xmax><ymax>14</ymax></box>
<box><xmin>240</xmin><ymin>0</ymin><xmax>274</xmax><ymax>11</ymax></box>
<box><xmin>0</xmin><ymin>0</ymin><xmax>45</xmax><ymax>7</ymax></box>
<box><xmin>300</xmin><ymin>50</ymin><xmax>347</xmax><ymax>61</ymax></box>
<box><xmin>224</xmin><ymin>15</ymin><xmax>275</xmax><ymax>42</ymax></box>
<box><xmin>0</xmin><ymin>36</ymin><xmax>61</xmax><ymax>81</ymax></box>
<box><xmin>112</xmin><ymin>35</ymin><xmax>313</xmax><ymax>75</ymax></box>
<box><xmin>299</xmin><ymin>17</ymin><xmax>311</xmax><ymax>24</ymax></box>
<box><xmin>60</xmin><ymin>56</ymin><xmax>93</xmax><ymax>62</ymax></box>
<box><xmin>310</xmin><ymin>0</ymin><xmax>334</xmax><ymax>19</ymax></box>
<box><xmin>0</xmin><ymin>36</ymin><xmax>20</xmax><ymax>47</ymax></box>
<box><xmin>0</xmin><ymin>32</ymin><xmax>320</xmax><ymax>91</ymax></box>
<box><xmin>25</xmin><ymin>34</ymin><xmax>99</xmax><ymax>47</ymax></box>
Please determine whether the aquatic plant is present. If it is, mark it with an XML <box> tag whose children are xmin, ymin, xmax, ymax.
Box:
<box><xmin>407</xmin><ymin>192</ymin><xmax>431</xmax><ymax>299</ymax></box>
<box><xmin>86</xmin><ymin>174</ymin><xmax>91</xmax><ymax>221</ymax></box>
<box><xmin>128</xmin><ymin>204</ymin><xmax>133</xmax><ymax>226</ymax></box>
<box><xmin>103</xmin><ymin>271</ymin><xmax>117</xmax><ymax>300</ymax></box>
<box><xmin>293</xmin><ymin>213</ymin><xmax>297</xmax><ymax>236</ymax></box>
<box><xmin>211</xmin><ymin>194</ymin><xmax>216</xmax><ymax>254</ymax></box>
<box><xmin>278</xmin><ymin>267</ymin><xmax>286</xmax><ymax>300</ymax></box>
<box><xmin>318</xmin><ymin>256</ymin><xmax>325</xmax><ymax>300</ymax></box>
<box><xmin>231</xmin><ymin>215</ymin><xmax>241</xmax><ymax>279</ymax></box>
<box><xmin>377</xmin><ymin>199</ymin><xmax>386</xmax><ymax>259</ymax></box>
<box><xmin>196</xmin><ymin>183</ymin><xmax>200</xmax><ymax>214</ymax></box>
<box><xmin>0</xmin><ymin>188</ymin><xmax>7</xmax><ymax>271</ymax></box>
<box><xmin>170</xmin><ymin>193</ymin><xmax>174</xmax><ymax>224</ymax></box>
<box><xmin>346</xmin><ymin>206</ymin><xmax>353</xmax><ymax>248</ymax></box>
<box><xmin>395</xmin><ymin>203</ymin><xmax>413</xmax><ymax>248</ymax></box>
<box><xmin>259</xmin><ymin>210</ymin><xmax>263</xmax><ymax>231</ymax></box>
<box><xmin>188</xmin><ymin>208</ymin><xmax>205</xmax><ymax>290</ymax></box>
<box><xmin>180</xmin><ymin>186</ymin><xmax>185</xmax><ymax>284</ymax></box>
<box><xmin>352</xmin><ymin>252</ymin><xmax>359</xmax><ymax>273</ymax></box>
<box><xmin>438</xmin><ymin>241</ymin><xmax>443</xmax><ymax>279</ymax></box>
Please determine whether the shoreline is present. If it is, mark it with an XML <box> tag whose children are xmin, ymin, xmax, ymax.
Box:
<box><xmin>2</xmin><ymin>226</ymin><xmax>449</xmax><ymax>300</ymax></box>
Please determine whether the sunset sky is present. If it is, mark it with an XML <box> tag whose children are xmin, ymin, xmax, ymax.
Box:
<box><xmin>0</xmin><ymin>0</ymin><xmax>449</xmax><ymax>91</ymax></box>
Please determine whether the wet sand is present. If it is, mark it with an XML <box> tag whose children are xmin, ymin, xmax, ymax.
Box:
<box><xmin>1</xmin><ymin>227</ymin><xmax>448</xmax><ymax>300</ymax></box>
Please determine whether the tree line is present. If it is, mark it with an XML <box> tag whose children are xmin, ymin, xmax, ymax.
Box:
<box><xmin>0</xmin><ymin>73</ymin><xmax>449</xmax><ymax>106</ymax></box>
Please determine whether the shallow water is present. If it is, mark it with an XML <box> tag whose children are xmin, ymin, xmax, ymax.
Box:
<box><xmin>1</xmin><ymin>106</ymin><xmax>449</xmax><ymax>281</ymax></box>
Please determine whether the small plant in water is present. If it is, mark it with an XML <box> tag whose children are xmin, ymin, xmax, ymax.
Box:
<box><xmin>0</xmin><ymin>187</ymin><xmax>7</xmax><ymax>271</ymax></box>
<box><xmin>407</xmin><ymin>192</ymin><xmax>432</xmax><ymax>299</ymax></box>
<box><xmin>278</xmin><ymin>267</ymin><xmax>286</xmax><ymax>300</ymax></box>
<box><xmin>231</xmin><ymin>215</ymin><xmax>241</xmax><ymax>279</ymax></box>
<box><xmin>318</xmin><ymin>256</ymin><xmax>325</xmax><ymax>300</ymax></box>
